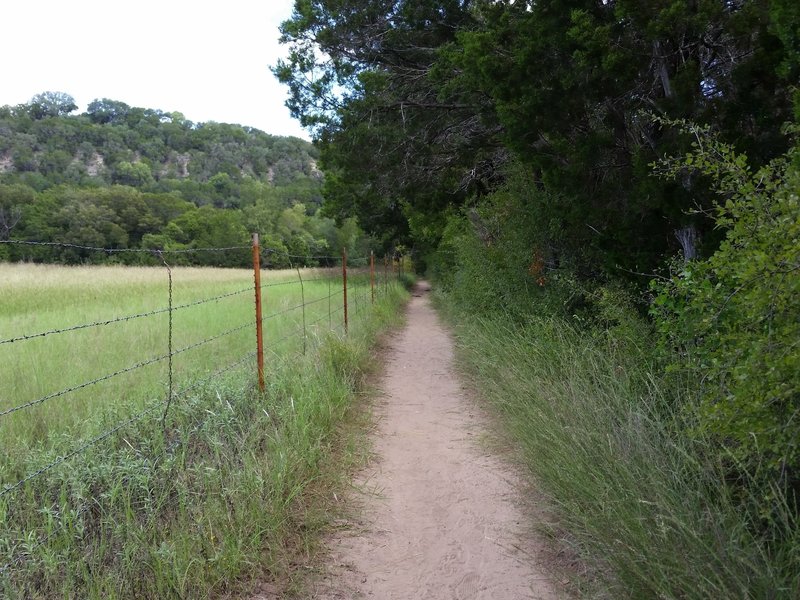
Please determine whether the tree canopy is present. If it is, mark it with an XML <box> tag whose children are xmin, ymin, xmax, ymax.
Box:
<box><xmin>276</xmin><ymin>0</ymin><xmax>800</xmax><ymax>272</ymax></box>
<box><xmin>0</xmin><ymin>92</ymin><xmax>375</xmax><ymax>266</ymax></box>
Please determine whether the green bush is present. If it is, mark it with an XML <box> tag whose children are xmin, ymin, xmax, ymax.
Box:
<box><xmin>652</xmin><ymin>124</ymin><xmax>800</xmax><ymax>497</ymax></box>
<box><xmin>430</xmin><ymin>165</ymin><xmax>651</xmax><ymax>336</ymax></box>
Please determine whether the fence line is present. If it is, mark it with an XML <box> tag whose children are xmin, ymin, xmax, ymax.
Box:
<box><xmin>0</xmin><ymin>318</ymin><xmax>258</xmax><ymax>420</ymax></box>
<box><xmin>0</xmin><ymin>286</ymin><xmax>254</xmax><ymax>346</ymax></box>
<box><xmin>0</xmin><ymin>235</ymin><xmax>404</xmax><ymax>579</ymax></box>
<box><xmin>0</xmin><ymin>239</ymin><xmax>253</xmax><ymax>254</ymax></box>
<box><xmin>0</xmin><ymin>348</ymin><xmax>259</xmax><ymax>577</ymax></box>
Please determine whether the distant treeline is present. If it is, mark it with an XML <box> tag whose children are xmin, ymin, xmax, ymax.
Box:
<box><xmin>0</xmin><ymin>92</ymin><xmax>374</xmax><ymax>267</ymax></box>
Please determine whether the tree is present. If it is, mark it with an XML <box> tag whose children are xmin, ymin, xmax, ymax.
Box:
<box><xmin>113</xmin><ymin>161</ymin><xmax>155</xmax><ymax>187</ymax></box>
<box><xmin>0</xmin><ymin>184</ymin><xmax>33</xmax><ymax>239</ymax></box>
<box><xmin>276</xmin><ymin>0</ymin><xmax>800</xmax><ymax>277</ymax></box>
<box><xmin>275</xmin><ymin>0</ymin><xmax>484</xmax><ymax>244</ymax></box>
<box><xmin>26</xmin><ymin>91</ymin><xmax>78</xmax><ymax>120</ymax></box>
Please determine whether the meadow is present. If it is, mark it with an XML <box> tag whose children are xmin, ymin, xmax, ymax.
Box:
<box><xmin>0</xmin><ymin>262</ymin><xmax>376</xmax><ymax>448</ymax></box>
<box><xmin>0</xmin><ymin>260</ymin><xmax>406</xmax><ymax>598</ymax></box>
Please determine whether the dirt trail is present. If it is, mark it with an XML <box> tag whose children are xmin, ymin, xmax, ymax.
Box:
<box><xmin>311</xmin><ymin>282</ymin><xmax>559</xmax><ymax>599</ymax></box>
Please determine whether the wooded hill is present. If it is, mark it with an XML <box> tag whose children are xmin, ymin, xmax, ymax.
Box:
<box><xmin>0</xmin><ymin>93</ymin><xmax>372</xmax><ymax>266</ymax></box>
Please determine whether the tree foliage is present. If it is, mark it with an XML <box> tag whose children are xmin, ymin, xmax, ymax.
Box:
<box><xmin>277</xmin><ymin>0</ymin><xmax>799</xmax><ymax>273</ymax></box>
<box><xmin>0</xmin><ymin>94</ymin><xmax>375</xmax><ymax>265</ymax></box>
<box><xmin>652</xmin><ymin>124</ymin><xmax>800</xmax><ymax>488</ymax></box>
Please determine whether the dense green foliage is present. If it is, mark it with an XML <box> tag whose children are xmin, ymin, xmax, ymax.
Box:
<box><xmin>277</xmin><ymin>0</ymin><xmax>799</xmax><ymax>270</ymax></box>
<box><xmin>0</xmin><ymin>93</ymin><xmax>373</xmax><ymax>266</ymax></box>
<box><xmin>652</xmin><ymin>124</ymin><xmax>800</xmax><ymax>492</ymax></box>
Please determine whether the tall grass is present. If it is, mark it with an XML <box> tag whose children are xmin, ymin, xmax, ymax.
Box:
<box><xmin>0</xmin><ymin>263</ymin><xmax>377</xmax><ymax>448</ymax></box>
<box><xmin>439</xmin><ymin>303</ymin><xmax>800</xmax><ymax>598</ymax></box>
<box><xmin>0</xmin><ymin>263</ymin><xmax>407</xmax><ymax>597</ymax></box>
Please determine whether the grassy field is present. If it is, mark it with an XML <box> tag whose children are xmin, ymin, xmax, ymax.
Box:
<box><xmin>0</xmin><ymin>261</ymin><xmax>404</xmax><ymax>598</ymax></box>
<box><xmin>0</xmin><ymin>262</ymin><xmax>378</xmax><ymax>448</ymax></box>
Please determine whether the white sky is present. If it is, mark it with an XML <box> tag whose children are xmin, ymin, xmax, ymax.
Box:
<box><xmin>2</xmin><ymin>0</ymin><xmax>310</xmax><ymax>139</ymax></box>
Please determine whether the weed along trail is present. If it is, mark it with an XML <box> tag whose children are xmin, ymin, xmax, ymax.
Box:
<box><xmin>313</xmin><ymin>282</ymin><xmax>559</xmax><ymax>599</ymax></box>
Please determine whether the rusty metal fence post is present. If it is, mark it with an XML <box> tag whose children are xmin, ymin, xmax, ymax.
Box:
<box><xmin>370</xmin><ymin>251</ymin><xmax>375</xmax><ymax>304</ymax></box>
<box><xmin>296</xmin><ymin>267</ymin><xmax>307</xmax><ymax>355</ymax></box>
<box><xmin>252</xmin><ymin>233</ymin><xmax>265</xmax><ymax>391</ymax></box>
<box><xmin>342</xmin><ymin>247</ymin><xmax>349</xmax><ymax>335</ymax></box>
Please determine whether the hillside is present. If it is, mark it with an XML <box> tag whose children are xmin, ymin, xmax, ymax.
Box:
<box><xmin>0</xmin><ymin>92</ymin><xmax>371</xmax><ymax>266</ymax></box>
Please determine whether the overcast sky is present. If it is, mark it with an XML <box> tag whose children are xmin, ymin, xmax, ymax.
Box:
<box><xmin>3</xmin><ymin>0</ymin><xmax>309</xmax><ymax>139</ymax></box>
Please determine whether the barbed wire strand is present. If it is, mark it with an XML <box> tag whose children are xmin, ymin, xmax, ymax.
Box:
<box><xmin>173</xmin><ymin>351</ymin><xmax>258</xmax><ymax>402</ymax></box>
<box><xmin>307</xmin><ymin>312</ymin><xmax>338</xmax><ymax>329</ymax></box>
<box><xmin>259</xmin><ymin>278</ymin><xmax>300</xmax><ymax>290</ymax></box>
<box><xmin>0</xmin><ymin>503</ymin><xmax>92</xmax><ymax>577</ymax></box>
<box><xmin>0</xmin><ymin>350</ymin><xmax>258</xmax><ymax>576</ymax></box>
<box><xmin>261</xmin><ymin>247</ymin><xmax>373</xmax><ymax>265</ymax></box>
<box><xmin>1</xmin><ymin>238</ymin><xmax>385</xmax><ymax>263</ymax></box>
<box><xmin>0</xmin><ymin>320</ymin><xmax>255</xmax><ymax>419</ymax></box>
<box><xmin>1</xmin><ymin>259</ymin><xmax>377</xmax><ymax>348</ymax></box>
<box><xmin>0</xmin><ymin>240</ymin><xmax>251</xmax><ymax>254</ymax></box>
<box><xmin>0</xmin><ymin>403</ymin><xmax>162</xmax><ymax>500</ymax></box>
<box><xmin>0</xmin><ymin>344</ymin><xmax>259</xmax><ymax>497</ymax></box>
<box><xmin>0</xmin><ymin>286</ymin><xmax>253</xmax><ymax>346</ymax></box>
<box><xmin>257</xmin><ymin>274</ymin><xmax>352</xmax><ymax>290</ymax></box>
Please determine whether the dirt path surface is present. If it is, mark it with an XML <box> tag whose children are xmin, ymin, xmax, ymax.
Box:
<box><xmin>312</xmin><ymin>283</ymin><xmax>559</xmax><ymax>599</ymax></box>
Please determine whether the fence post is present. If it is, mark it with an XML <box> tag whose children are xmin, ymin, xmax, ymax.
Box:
<box><xmin>342</xmin><ymin>247</ymin><xmax>348</xmax><ymax>334</ymax></box>
<box><xmin>296</xmin><ymin>267</ymin><xmax>307</xmax><ymax>355</ymax></box>
<box><xmin>252</xmin><ymin>233</ymin><xmax>265</xmax><ymax>392</ymax></box>
<box><xmin>370</xmin><ymin>251</ymin><xmax>375</xmax><ymax>304</ymax></box>
<box><xmin>384</xmin><ymin>255</ymin><xmax>388</xmax><ymax>292</ymax></box>
<box><xmin>157</xmin><ymin>251</ymin><xmax>174</xmax><ymax>428</ymax></box>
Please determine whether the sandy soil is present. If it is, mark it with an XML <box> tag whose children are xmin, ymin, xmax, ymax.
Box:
<box><xmin>310</xmin><ymin>282</ymin><xmax>560</xmax><ymax>599</ymax></box>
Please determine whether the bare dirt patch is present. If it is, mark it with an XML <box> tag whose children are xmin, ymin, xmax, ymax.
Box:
<box><xmin>310</xmin><ymin>282</ymin><xmax>560</xmax><ymax>599</ymax></box>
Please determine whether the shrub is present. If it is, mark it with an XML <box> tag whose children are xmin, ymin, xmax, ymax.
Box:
<box><xmin>652</xmin><ymin>123</ymin><xmax>800</xmax><ymax>498</ymax></box>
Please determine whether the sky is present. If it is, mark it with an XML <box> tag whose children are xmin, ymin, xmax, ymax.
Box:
<box><xmin>2</xmin><ymin>0</ymin><xmax>309</xmax><ymax>139</ymax></box>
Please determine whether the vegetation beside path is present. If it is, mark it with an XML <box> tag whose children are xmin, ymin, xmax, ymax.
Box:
<box><xmin>0</xmin><ymin>277</ymin><xmax>408</xmax><ymax>599</ymax></box>
<box><xmin>438</xmin><ymin>301</ymin><xmax>798</xmax><ymax>598</ymax></box>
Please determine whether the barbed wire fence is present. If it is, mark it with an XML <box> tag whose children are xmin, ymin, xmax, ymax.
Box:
<box><xmin>0</xmin><ymin>235</ymin><xmax>405</xmax><ymax>580</ymax></box>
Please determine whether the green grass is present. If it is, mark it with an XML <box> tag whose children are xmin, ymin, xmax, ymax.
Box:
<box><xmin>437</xmin><ymin>296</ymin><xmax>800</xmax><ymax>599</ymax></box>
<box><xmin>0</xmin><ymin>263</ymin><xmax>383</xmax><ymax>448</ymax></box>
<box><xmin>0</xmin><ymin>262</ymin><xmax>407</xmax><ymax>598</ymax></box>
